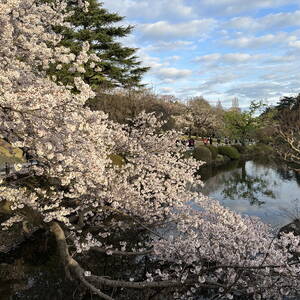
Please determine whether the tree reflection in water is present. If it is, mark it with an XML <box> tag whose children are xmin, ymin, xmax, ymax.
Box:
<box><xmin>220</xmin><ymin>160</ymin><xmax>276</xmax><ymax>206</ymax></box>
<box><xmin>199</xmin><ymin>160</ymin><xmax>277</xmax><ymax>206</ymax></box>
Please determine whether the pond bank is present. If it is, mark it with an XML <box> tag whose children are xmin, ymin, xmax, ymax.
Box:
<box><xmin>186</xmin><ymin>143</ymin><xmax>274</xmax><ymax>167</ymax></box>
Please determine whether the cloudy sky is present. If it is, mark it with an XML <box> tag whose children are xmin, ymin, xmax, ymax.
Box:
<box><xmin>101</xmin><ymin>0</ymin><xmax>300</xmax><ymax>108</ymax></box>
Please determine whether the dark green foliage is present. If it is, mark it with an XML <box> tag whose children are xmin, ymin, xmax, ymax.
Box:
<box><xmin>192</xmin><ymin>146</ymin><xmax>212</xmax><ymax>163</ymax></box>
<box><xmin>43</xmin><ymin>0</ymin><xmax>149</xmax><ymax>89</ymax></box>
<box><xmin>246</xmin><ymin>143</ymin><xmax>273</xmax><ymax>157</ymax></box>
<box><xmin>217</xmin><ymin>146</ymin><xmax>240</xmax><ymax>160</ymax></box>
<box><xmin>275</xmin><ymin>94</ymin><xmax>300</xmax><ymax>112</ymax></box>
<box><xmin>215</xmin><ymin>154</ymin><xmax>230</xmax><ymax>165</ymax></box>
<box><xmin>206</xmin><ymin>145</ymin><xmax>218</xmax><ymax>159</ymax></box>
<box><xmin>183</xmin><ymin>150</ymin><xmax>193</xmax><ymax>160</ymax></box>
<box><xmin>232</xmin><ymin>144</ymin><xmax>246</xmax><ymax>154</ymax></box>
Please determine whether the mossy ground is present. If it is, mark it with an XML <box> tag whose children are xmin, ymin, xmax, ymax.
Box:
<box><xmin>0</xmin><ymin>139</ymin><xmax>24</xmax><ymax>164</ymax></box>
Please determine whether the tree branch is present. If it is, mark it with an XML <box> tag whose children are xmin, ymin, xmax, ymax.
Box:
<box><xmin>90</xmin><ymin>246</ymin><xmax>153</xmax><ymax>256</ymax></box>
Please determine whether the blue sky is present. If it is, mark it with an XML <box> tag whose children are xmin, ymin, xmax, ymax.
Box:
<box><xmin>101</xmin><ymin>0</ymin><xmax>300</xmax><ymax>109</ymax></box>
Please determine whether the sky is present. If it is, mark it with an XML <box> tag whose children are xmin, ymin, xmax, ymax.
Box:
<box><xmin>101</xmin><ymin>0</ymin><xmax>300</xmax><ymax>109</ymax></box>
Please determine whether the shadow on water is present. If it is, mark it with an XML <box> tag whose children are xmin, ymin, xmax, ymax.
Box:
<box><xmin>0</xmin><ymin>226</ymin><xmax>169</xmax><ymax>300</ymax></box>
<box><xmin>0</xmin><ymin>230</ymin><xmax>77</xmax><ymax>300</ymax></box>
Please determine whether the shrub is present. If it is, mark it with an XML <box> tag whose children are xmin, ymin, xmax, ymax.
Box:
<box><xmin>193</xmin><ymin>146</ymin><xmax>212</xmax><ymax>163</ymax></box>
<box><xmin>206</xmin><ymin>145</ymin><xmax>218</xmax><ymax>160</ymax></box>
<box><xmin>246</xmin><ymin>143</ymin><xmax>273</xmax><ymax>157</ymax></box>
<box><xmin>217</xmin><ymin>146</ymin><xmax>240</xmax><ymax>160</ymax></box>
<box><xmin>182</xmin><ymin>150</ymin><xmax>193</xmax><ymax>159</ymax></box>
<box><xmin>232</xmin><ymin>144</ymin><xmax>246</xmax><ymax>154</ymax></box>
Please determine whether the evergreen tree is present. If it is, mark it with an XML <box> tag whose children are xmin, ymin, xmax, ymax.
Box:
<box><xmin>44</xmin><ymin>0</ymin><xmax>149</xmax><ymax>89</ymax></box>
<box><xmin>276</xmin><ymin>94</ymin><xmax>300</xmax><ymax>111</ymax></box>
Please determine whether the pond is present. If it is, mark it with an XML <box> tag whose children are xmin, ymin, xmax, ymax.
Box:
<box><xmin>197</xmin><ymin>159</ymin><xmax>300</xmax><ymax>229</ymax></box>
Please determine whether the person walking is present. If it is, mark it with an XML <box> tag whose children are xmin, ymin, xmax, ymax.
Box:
<box><xmin>188</xmin><ymin>138</ymin><xmax>195</xmax><ymax>149</ymax></box>
<box><xmin>5</xmin><ymin>162</ymin><xmax>10</xmax><ymax>176</ymax></box>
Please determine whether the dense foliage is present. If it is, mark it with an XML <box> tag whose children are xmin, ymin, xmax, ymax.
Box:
<box><xmin>217</xmin><ymin>146</ymin><xmax>240</xmax><ymax>160</ymax></box>
<box><xmin>223</xmin><ymin>102</ymin><xmax>263</xmax><ymax>143</ymax></box>
<box><xmin>192</xmin><ymin>145</ymin><xmax>212</xmax><ymax>163</ymax></box>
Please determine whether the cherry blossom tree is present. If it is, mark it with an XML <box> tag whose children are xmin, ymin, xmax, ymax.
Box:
<box><xmin>173</xmin><ymin>97</ymin><xmax>220</xmax><ymax>137</ymax></box>
<box><xmin>1</xmin><ymin>1</ymin><xmax>300</xmax><ymax>299</ymax></box>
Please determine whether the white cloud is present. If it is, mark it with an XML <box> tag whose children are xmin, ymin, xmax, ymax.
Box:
<box><xmin>102</xmin><ymin>0</ymin><xmax>299</xmax><ymax>19</ymax></box>
<box><xmin>196</xmin><ymin>53</ymin><xmax>221</xmax><ymax>63</ymax></box>
<box><xmin>139</xmin><ymin>19</ymin><xmax>217</xmax><ymax>40</ymax></box>
<box><xmin>199</xmin><ymin>0</ymin><xmax>299</xmax><ymax>16</ymax></box>
<box><xmin>160</xmin><ymin>87</ymin><xmax>174</xmax><ymax>93</ymax></box>
<box><xmin>199</xmin><ymin>73</ymin><xmax>239</xmax><ymax>90</ymax></box>
<box><xmin>226</xmin><ymin>11</ymin><xmax>300</xmax><ymax>32</ymax></box>
<box><xmin>195</xmin><ymin>53</ymin><xmax>265</xmax><ymax>64</ymax></box>
<box><xmin>101</xmin><ymin>0</ymin><xmax>300</xmax><ymax>105</ymax></box>
<box><xmin>154</xmin><ymin>67</ymin><xmax>193</xmax><ymax>79</ymax></box>
<box><xmin>145</xmin><ymin>41</ymin><xmax>195</xmax><ymax>52</ymax></box>
<box><xmin>226</xmin><ymin>81</ymin><xmax>291</xmax><ymax>99</ymax></box>
<box><xmin>289</xmin><ymin>40</ymin><xmax>300</xmax><ymax>49</ymax></box>
<box><xmin>264</xmin><ymin>55</ymin><xmax>298</xmax><ymax>64</ymax></box>
<box><xmin>226</xmin><ymin>17</ymin><xmax>261</xmax><ymax>31</ymax></box>
<box><xmin>168</xmin><ymin>55</ymin><xmax>181</xmax><ymax>61</ymax></box>
<box><xmin>223</xmin><ymin>33</ymin><xmax>298</xmax><ymax>48</ymax></box>
<box><xmin>223</xmin><ymin>53</ymin><xmax>258</xmax><ymax>63</ymax></box>
<box><xmin>135</xmin><ymin>50</ymin><xmax>170</xmax><ymax>70</ymax></box>
<box><xmin>102</xmin><ymin>0</ymin><xmax>195</xmax><ymax>21</ymax></box>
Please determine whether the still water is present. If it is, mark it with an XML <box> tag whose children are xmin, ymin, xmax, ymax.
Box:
<box><xmin>198</xmin><ymin>159</ymin><xmax>300</xmax><ymax>229</ymax></box>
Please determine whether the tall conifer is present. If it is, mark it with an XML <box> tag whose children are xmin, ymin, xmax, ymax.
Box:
<box><xmin>45</xmin><ymin>0</ymin><xmax>149</xmax><ymax>88</ymax></box>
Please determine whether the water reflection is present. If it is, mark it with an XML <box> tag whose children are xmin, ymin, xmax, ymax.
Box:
<box><xmin>198</xmin><ymin>160</ymin><xmax>300</xmax><ymax>228</ymax></box>
<box><xmin>221</xmin><ymin>162</ymin><xmax>276</xmax><ymax>206</ymax></box>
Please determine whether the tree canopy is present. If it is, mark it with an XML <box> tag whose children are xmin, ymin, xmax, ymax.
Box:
<box><xmin>223</xmin><ymin>102</ymin><xmax>263</xmax><ymax>143</ymax></box>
